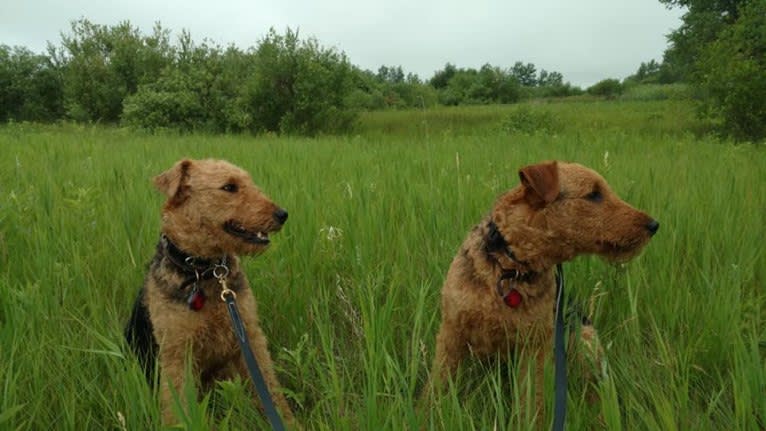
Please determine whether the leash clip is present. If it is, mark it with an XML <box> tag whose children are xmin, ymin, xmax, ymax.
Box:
<box><xmin>214</xmin><ymin>262</ymin><xmax>236</xmax><ymax>301</ymax></box>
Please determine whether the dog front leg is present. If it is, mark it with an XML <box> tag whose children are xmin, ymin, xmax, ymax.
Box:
<box><xmin>427</xmin><ymin>321</ymin><xmax>468</xmax><ymax>396</ymax></box>
<box><xmin>159</xmin><ymin>353</ymin><xmax>191</xmax><ymax>425</ymax></box>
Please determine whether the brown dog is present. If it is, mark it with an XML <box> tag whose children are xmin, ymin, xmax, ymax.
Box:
<box><xmin>427</xmin><ymin>160</ymin><xmax>658</xmax><ymax>419</ymax></box>
<box><xmin>124</xmin><ymin>158</ymin><xmax>295</xmax><ymax>426</ymax></box>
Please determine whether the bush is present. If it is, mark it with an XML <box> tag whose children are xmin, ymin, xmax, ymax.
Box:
<box><xmin>500</xmin><ymin>106</ymin><xmax>562</xmax><ymax>134</ymax></box>
<box><xmin>239</xmin><ymin>28</ymin><xmax>358</xmax><ymax>135</ymax></box>
<box><xmin>122</xmin><ymin>70</ymin><xmax>205</xmax><ymax>131</ymax></box>
<box><xmin>60</xmin><ymin>19</ymin><xmax>172</xmax><ymax>123</ymax></box>
<box><xmin>122</xmin><ymin>37</ymin><xmax>248</xmax><ymax>133</ymax></box>
<box><xmin>122</xmin><ymin>28</ymin><xmax>358</xmax><ymax>135</ymax></box>
<box><xmin>587</xmin><ymin>79</ymin><xmax>624</xmax><ymax>98</ymax></box>
<box><xmin>436</xmin><ymin>65</ymin><xmax>521</xmax><ymax>106</ymax></box>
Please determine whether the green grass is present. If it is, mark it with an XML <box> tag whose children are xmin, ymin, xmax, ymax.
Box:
<box><xmin>0</xmin><ymin>100</ymin><xmax>764</xmax><ymax>430</ymax></box>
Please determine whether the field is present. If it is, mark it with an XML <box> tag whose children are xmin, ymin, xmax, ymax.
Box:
<box><xmin>0</xmin><ymin>99</ymin><xmax>764</xmax><ymax>430</ymax></box>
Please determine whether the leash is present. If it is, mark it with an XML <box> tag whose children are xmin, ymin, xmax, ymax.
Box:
<box><xmin>552</xmin><ymin>263</ymin><xmax>567</xmax><ymax>431</ymax></box>
<box><xmin>488</xmin><ymin>221</ymin><xmax>567</xmax><ymax>429</ymax></box>
<box><xmin>214</xmin><ymin>265</ymin><xmax>287</xmax><ymax>431</ymax></box>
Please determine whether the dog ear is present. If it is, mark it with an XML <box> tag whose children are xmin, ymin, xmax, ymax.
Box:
<box><xmin>153</xmin><ymin>159</ymin><xmax>192</xmax><ymax>205</ymax></box>
<box><xmin>519</xmin><ymin>161</ymin><xmax>560</xmax><ymax>205</ymax></box>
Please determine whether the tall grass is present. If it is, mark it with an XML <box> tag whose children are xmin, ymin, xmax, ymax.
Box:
<box><xmin>0</xmin><ymin>100</ymin><xmax>764</xmax><ymax>430</ymax></box>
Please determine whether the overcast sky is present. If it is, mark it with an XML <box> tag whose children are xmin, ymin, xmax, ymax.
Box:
<box><xmin>1</xmin><ymin>0</ymin><xmax>684</xmax><ymax>87</ymax></box>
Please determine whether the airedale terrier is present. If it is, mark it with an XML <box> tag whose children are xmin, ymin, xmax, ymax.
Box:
<box><xmin>427</xmin><ymin>160</ymin><xmax>658</xmax><ymax>417</ymax></box>
<box><xmin>124</xmin><ymin>158</ymin><xmax>295</xmax><ymax>425</ymax></box>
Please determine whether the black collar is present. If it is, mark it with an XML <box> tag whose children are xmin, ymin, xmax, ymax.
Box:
<box><xmin>484</xmin><ymin>220</ymin><xmax>539</xmax><ymax>302</ymax></box>
<box><xmin>484</xmin><ymin>220</ymin><xmax>533</xmax><ymax>273</ymax></box>
<box><xmin>160</xmin><ymin>235</ymin><xmax>228</xmax><ymax>290</ymax></box>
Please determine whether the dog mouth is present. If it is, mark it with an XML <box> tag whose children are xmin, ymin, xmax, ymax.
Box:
<box><xmin>601</xmin><ymin>241</ymin><xmax>633</xmax><ymax>254</ymax></box>
<box><xmin>598</xmin><ymin>239</ymin><xmax>645</xmax><ymax>261</ymax></box>
<box><xmin>223</xmin><ymin>220</ymin><xmax>272</xmax><ymax>245</ymax></box>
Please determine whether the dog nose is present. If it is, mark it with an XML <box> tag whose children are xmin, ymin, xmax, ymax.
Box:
<box><xmin>273</xmin><ymin>208</ymin><xmax>288</xmax><ymax>225</ymax></box>
<box><xmin>646</xmin><ymin>219</ymin><xmax>659</xmax><ymax>236</ymax></box>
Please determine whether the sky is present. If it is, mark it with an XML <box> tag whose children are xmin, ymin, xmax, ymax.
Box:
<box><xmin>0</xmin><ymin>0</ymin><xmax>685</xmax><ymax>88</ymax></box>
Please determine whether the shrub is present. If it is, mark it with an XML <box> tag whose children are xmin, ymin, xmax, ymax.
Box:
<box><xmin>500</xmin><ymin>106</ymin><xmax>562</xmax><ymax>134</ymax></box>
<box><xmin>239</xmin><ymin>28</ymin><xmax>358</xmax><ymax>135</ymax></box>
<box><xmin>60</xmin><ymin>19</ymin><xmax>172</xmax><ymax>123</ymax></box>
<box><xmin>587</xmin><ymin>79</ymin><xmax>624</xmax><ymax>98</ymax></box>
<box><xmin>122</xmin><ymin>70</ymin><xmax>205</xmax><ymax>131</ymax></box>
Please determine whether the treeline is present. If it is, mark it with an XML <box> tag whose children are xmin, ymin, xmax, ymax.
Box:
<box><xmin>1</xmin><ymin>22</ymin><xmax>356</xmax><ymax>135</ymax></box>
<box><xmin>0</xmin><ymin>19</ymin><xmax>586</xmax><ymax>135</ymax></box>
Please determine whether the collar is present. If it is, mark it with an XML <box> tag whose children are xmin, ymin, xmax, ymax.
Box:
<box><xmin>161</xmin><ymin>234</ymin><xmax>227</xmax><ymax>275</ymax></box>
<box><xmin>484</xmin><ymin>220</ymin><xmax>538</xmax><ymax>308</ymax></box>
<box><xmin>160</xmin><ymin>235</ymin><xmax>230</xmax><ymax>310</ymax></box>
<box><xmin>484</xmin><ymin>220</ymin><xmax>533</xmax><ymax>271</ymax></box>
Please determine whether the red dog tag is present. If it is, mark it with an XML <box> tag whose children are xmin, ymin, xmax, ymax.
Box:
<box><xmin>503</xmin><ymin>288</ymin><xmax>523</xmax><ymax>308</ymax></box>
<box><xmin>188</xmin><ymin>289</ymin><xmax>206</xmax><ymax>311</ymax></box>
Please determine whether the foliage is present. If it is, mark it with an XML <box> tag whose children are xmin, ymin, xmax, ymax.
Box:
<box><xmin>624</xmin><ymin>59</ymin><xmax>680</xmax><ymax>85</ymax></box>
<box><xmin>433</xmin><ymin>64</ymin><xmax>522</xmax><ymax>106</ymax></box>
<box><xmin>662</xmin><ymin>0</ymin><xmax>766</xmax><ymax>141</ymax></box>
<box><xmin>587</xmin><ymin>78</ymin><xmax>624</xmax><ymax>98</ymax></box>
<box><xmin>123</xmin><ymin>36</ymin><xmax>251</xmax><ymax>133</ymax></box>
<box><xmin>2</xmin><ymin>18</ymin><xmax>600</xmax><ymax>132</ymax></box>
<box><xmin>59</xmin><ymin>19</ymin><xmax>172</xmax><ymax>122</ymax></box>
<box><xmin>510</xmin><ymin>61</ymin><xmax>537</xmax><ymax>86</ymax></box>
<box><xmin>346</xmin><ymin>66</ymin><xmax>438</xmax><ymax>110</ymax></box>
<box><xmin>239</xmin><ymin>28</ymin><xmax>357</xmax><ymax>135</ymax></box>
<box><xmin>0</xmin><ymin>45</ymin><xmax>64</xmax><ymax>121</ymax></box>
<box><xmin>500</xmin><ymin>106</ymin><xmax>562</xmax><ymax>134</ymax></box>
<box><xmin>537</xmin><ymin>69</ymin><xmax>563</xmax><ymax>87</ymax></box>
<box><xmin>660</xmin><ymin>0</ymin><xmax>746</xmax><ymax>80</ymax></box>
<box><xmin>528</xmin><ymin>82</ymin><xmax>584</xmax><ymax>98</ymax></box>
<box><xmin>429</xmin><ymin>62</ymin><xmax>457</xmax><ymax>89</ymax></box>
<box><xmin>428</xmin><ymin>62</ymin><xmax>578</xmax><ymax>106</ymax></box>
<box><xmin>695</xmin><ymin>0</ymin><xmax>766</xmax><ymax>141</ymax></box>
<box><xmin>124</xmin><ymin>28</ymin><xmax>359</xmax><ymax>135</ymax></box>
<box><xmin>122</xmin><ymin>68</ymin><xmax>206</xmax><ymax>131</ymax></box>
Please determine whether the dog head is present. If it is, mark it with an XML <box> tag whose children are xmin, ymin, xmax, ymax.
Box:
<box><xmin>154</xmin><ymin>159</ymin><xmax>287</xmax><ymax>258</ymax></box>
<box><xmin>491</xmin><ymin>161</ymin><xmax>658</xmax><ymax>268</ymax></box>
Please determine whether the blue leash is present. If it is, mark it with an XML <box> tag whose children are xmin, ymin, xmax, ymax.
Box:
<box><xmin>553</xmin><ymin>264</ymin><xmax>567</xmax><ymax>431</ymax></box>
<box><xmin>217</xmin><ymin>268</ymin><xmax>286</xmax><ymax>431</ymax></box>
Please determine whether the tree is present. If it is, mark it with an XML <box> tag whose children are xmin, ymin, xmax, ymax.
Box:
<box><xmin>511</xmin><ymin>62</ymin><xmax>537</xmax><ymax>86</ymax></box>
<box><xmin>696</xmin><ymin>0</ymin><xmax>766</xmax><ymax>141</ymax></box>
<box><xmin>660</xmin><ymin>0</ymin><xmax>746</xmax><ymax>80</ymax></box>
<box><xmin>662</xmin><ymin>0</ymin><xmax>766</xmax><ymax>141</ymax></box>
<box><xmin>59</xmin><ymin>19</ymin><xmax>172</xmax><ymax>122</ymax></box>
<box><xmin>0</xmin><ymin>45</ymin><xmax>64</xmax><ymax>121</ymax></box>
<box><xmin>537</xmin><ymin>69</ymin><xmax>563</xmax><ymax>87</ymax></box>
<box><xmin>429</xmin><ymin>63</ymin><xmax>457</xmax><ymax>89</ymax></box>
<box><xmin>376</xmin><ymin>65</ymin><xmax>404</xmax><ymax>83</ymax></box>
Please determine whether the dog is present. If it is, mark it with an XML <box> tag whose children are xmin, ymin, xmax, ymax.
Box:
<box><xmin>427</xmin><ymin>160</ymin><xmax>659</xmax><ymax>420</ymax></box>
<box><xmin>124</xmin><ymin>158</ymin><xmax>295</xmax><ymax>426</ymax></box>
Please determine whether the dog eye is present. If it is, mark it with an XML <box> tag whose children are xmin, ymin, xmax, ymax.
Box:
<box><xmin>221</xmin><ymin>183</ymin><xmax>238</xmax><ymax>193</ymax></box>
<box><xmin>585</xmin><ymin>190</ymin><xmax>603</xmax><ymax>202</ymax></box>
